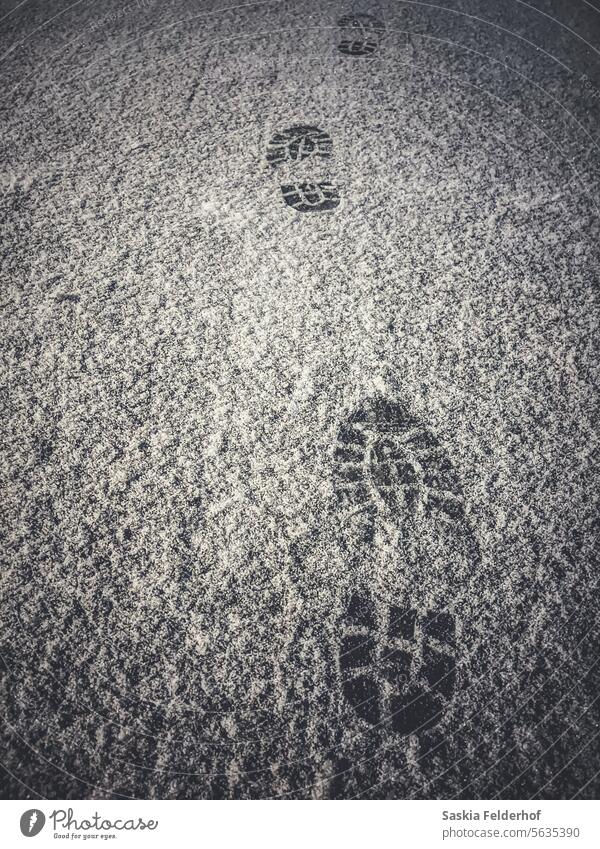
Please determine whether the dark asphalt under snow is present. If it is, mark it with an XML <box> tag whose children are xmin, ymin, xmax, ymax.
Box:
<box><xmin>1</xmin><ymin>0</ymin><xmax>599</xmax><ymax>799</ymax></box>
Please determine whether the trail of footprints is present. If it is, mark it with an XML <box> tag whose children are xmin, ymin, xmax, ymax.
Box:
<box><xmin>264</xmin><ymin>15</ymin><xmax>479</xmax><ymax>737</ymax></box>
<box><xmin>266</xmin><ymin>14</ymin><xmax>385</xmax><ymax>212</ymax></box>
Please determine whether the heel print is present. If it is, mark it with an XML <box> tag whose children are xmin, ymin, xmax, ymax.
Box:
<box><xmin>339</xmin><ymin>590</ymin><xmax>457</xmax><ymax>734</ymax></box>
<box><xmin>280</xmin><ymin>182</ymin><xmax>340</xmax><ymax>212</ymax></box>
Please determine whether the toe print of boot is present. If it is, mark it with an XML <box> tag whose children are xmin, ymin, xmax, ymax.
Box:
<box><xmin>337</xmin><ymin>14</ymin><xmax>385</xmax><ymax>57</ymax></box>
<box><xmin>333</xmin><ymin>395</ymin><xmax>481</xmax><ymax>561</ymax></box>
<box><xmin>266</xmin><ymin>125</ymin><xmax>341</xmax><ymax>213</ymax></box>
<box><xmin>339</xmin><ymin>590</ymin><xmax>457</xmax><ymax>734</ymax></box>
<box><xmin>266</xmin><ymin>125</ymin><xmax>333</xmax><ymax>167</ymax></box>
